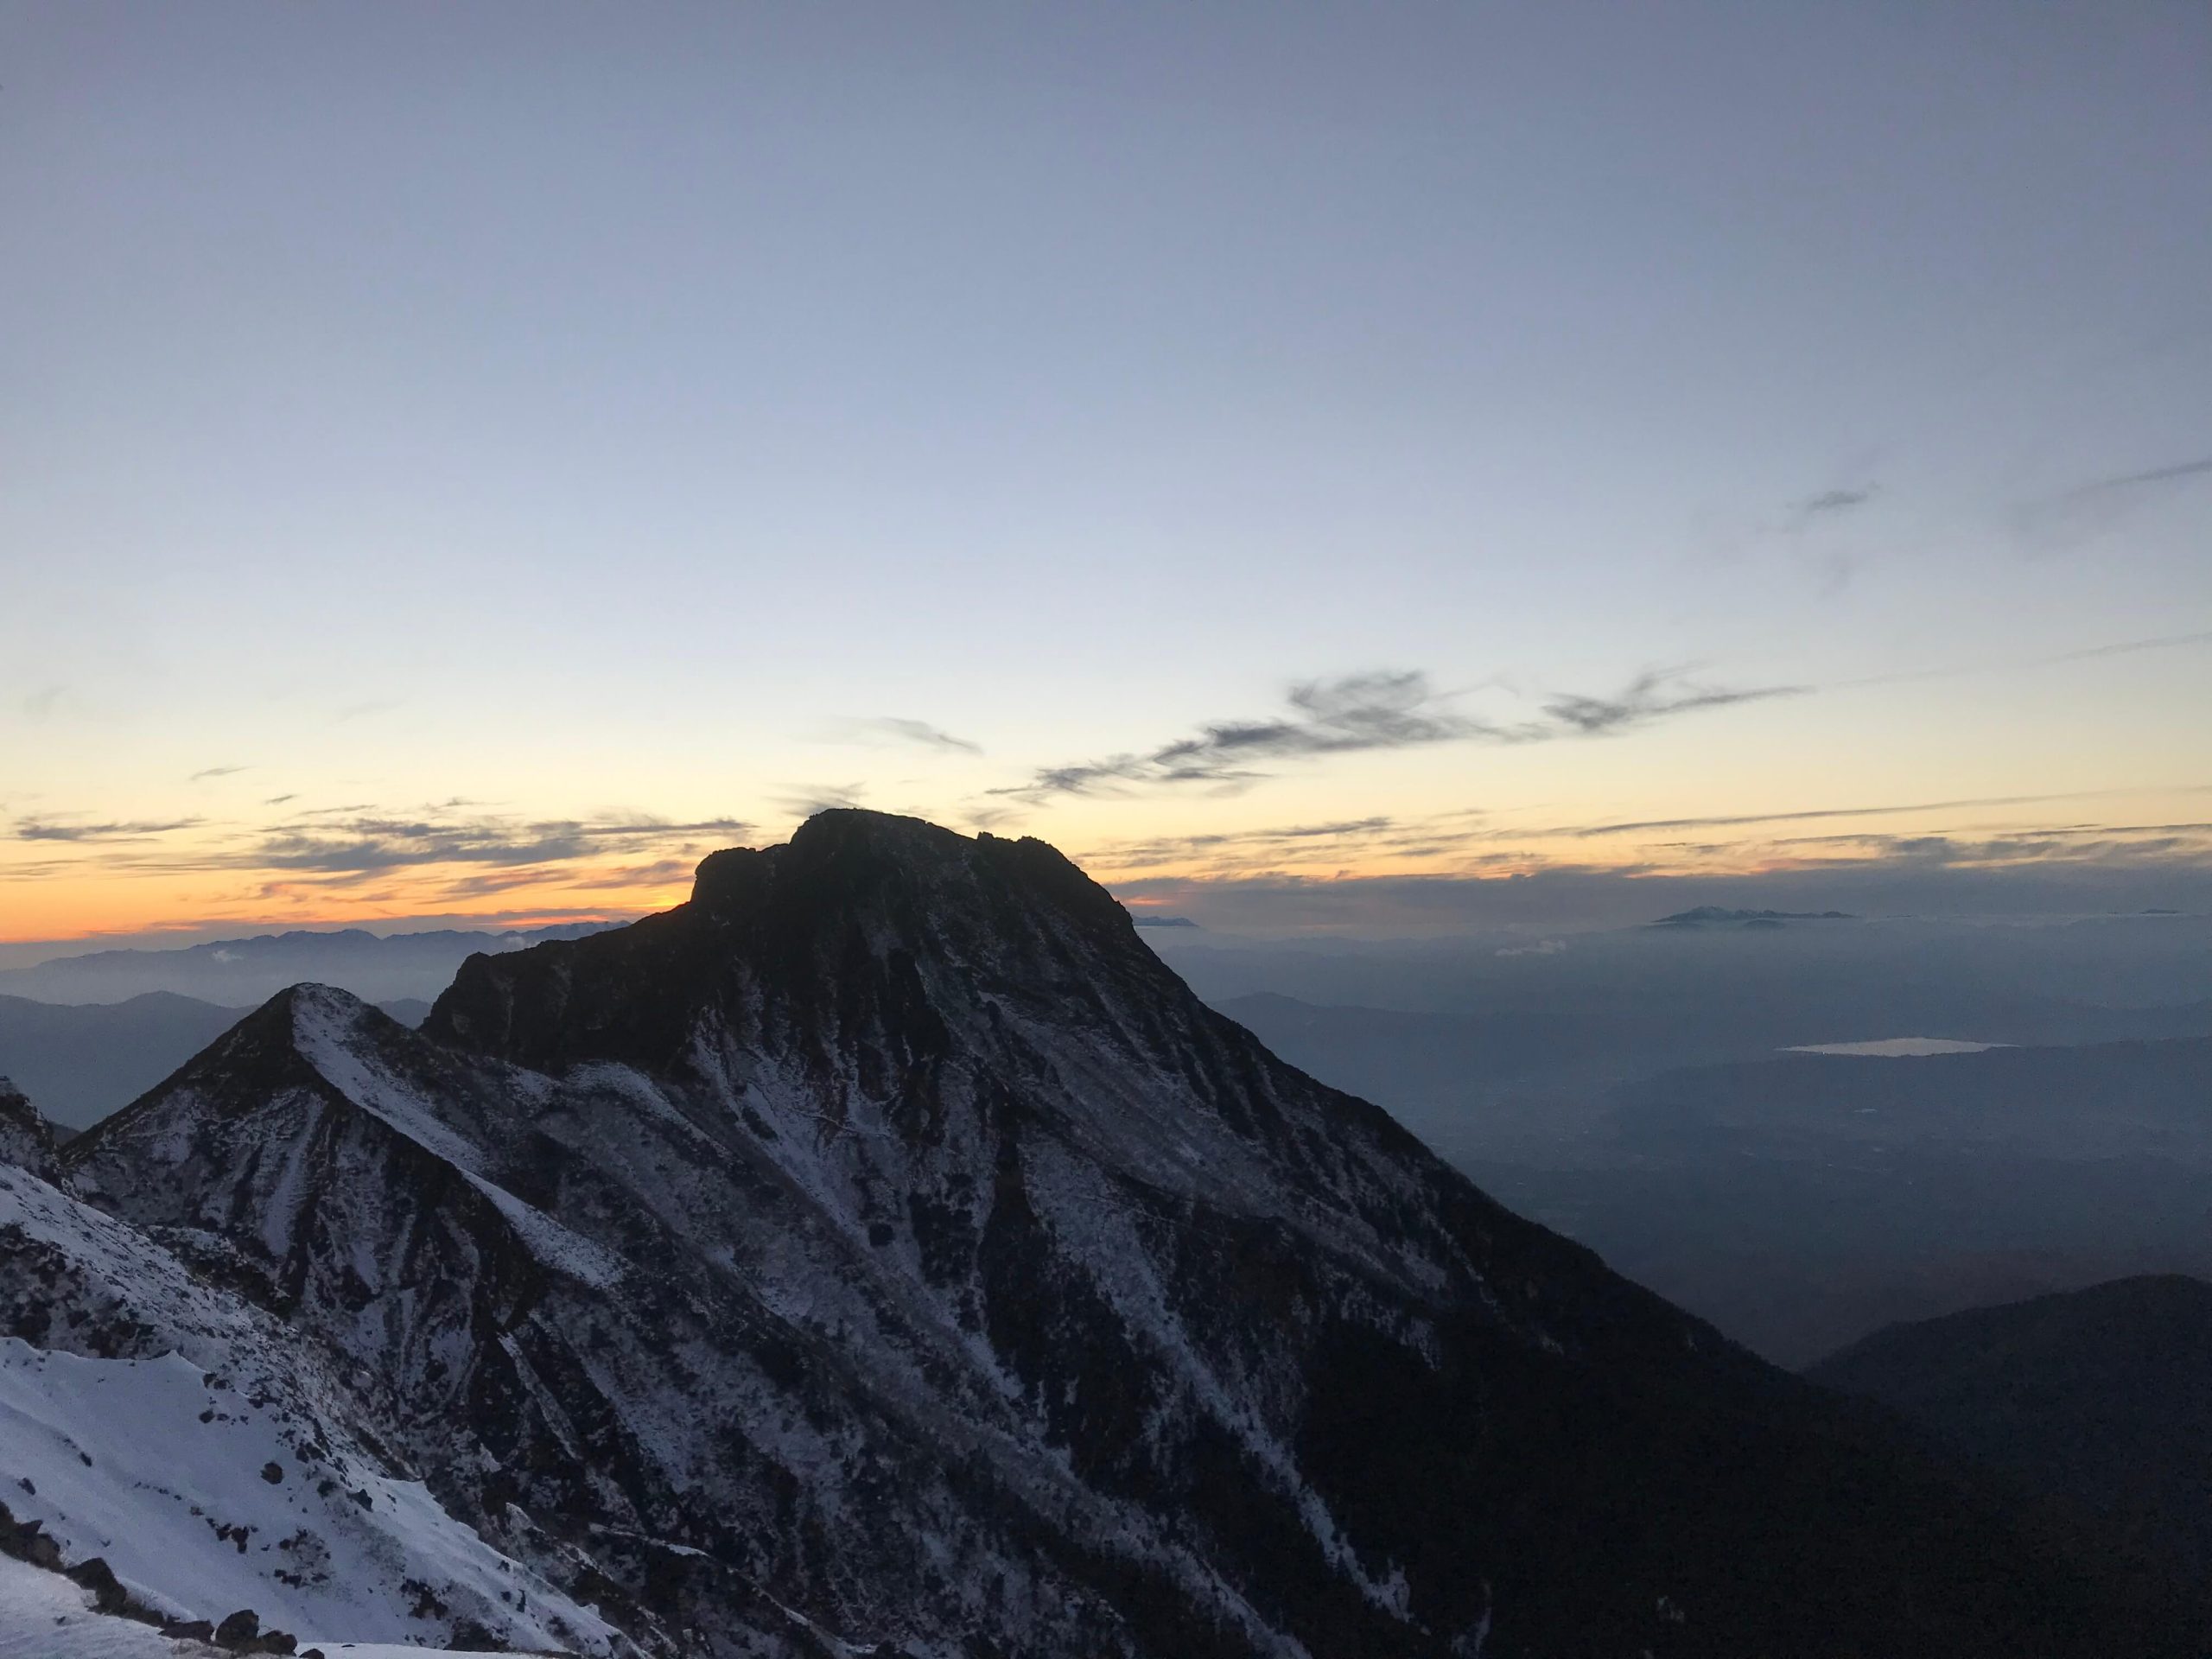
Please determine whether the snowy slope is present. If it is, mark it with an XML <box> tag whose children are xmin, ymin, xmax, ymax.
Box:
<box><xmin>0</xmin><ymin>1158</ymin><xmax>626</xmax><ymax>1654</ymax></box>
<box><xmin>0</xmin><ymin>1554</ymin><xmax>188</xmax><ymax>1659</ymax></box>
<box><xmin>0</xmin><ymin>1554</ymin><xmax>547</xmax><ymax>1659</ymax></box>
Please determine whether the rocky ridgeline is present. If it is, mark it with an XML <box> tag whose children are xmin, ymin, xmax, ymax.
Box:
<box><xmin>0</xmin><ymin>812</ymin><xmax>2198</xmax><ymax>1656</ymax></box>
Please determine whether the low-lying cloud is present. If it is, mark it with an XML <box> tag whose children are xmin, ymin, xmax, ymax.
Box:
<box><xmin>1114</xmin><ymin>825</ymin><xmax>2212</xmax><ymax>934</ymax></box>
<box><xmin>3</xmin><ymin>806</ymin><xmax>757</xmax><ymax>915</ymax></box>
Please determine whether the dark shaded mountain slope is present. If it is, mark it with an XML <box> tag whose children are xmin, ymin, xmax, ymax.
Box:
<box><xmin>51</xmin><ymin>812</ymin><xmax>2203</xmax><ymax>1656</ymax></box>
<box><xmin>1810</xmin><ymin>1275</ymin><xmax>2212</xmax><ymax>1577</ymax></box>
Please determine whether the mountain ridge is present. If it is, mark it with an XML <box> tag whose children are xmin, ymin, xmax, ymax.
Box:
<box><xmin>1809</xmin><ymin>1274</ymin><xmax>2212</xmax><ymax>1577</ymax></box>
<box><xmin>12</xmin><ymin>811</ymin><xmax>2200</xmax><ymax>1654</ymax></box>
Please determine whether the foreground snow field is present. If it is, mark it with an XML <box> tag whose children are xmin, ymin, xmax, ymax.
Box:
<box><xmin>0</xmin><ymin>1553</ymin><xmax>545</xmax><ymax>1659</ymax></box>
<box><xmin>0</xmin><ymin>1554</ymin><xmax>187</xmax><ymax>1659</ymax></box>
<box><xmin>0</xmin><ymin>1159</ymin><xmax>624</xmax><ymax>1653</ymax></box>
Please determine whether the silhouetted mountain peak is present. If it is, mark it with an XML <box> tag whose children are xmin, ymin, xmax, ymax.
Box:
<box><xmin>427</xmin><ymin>810</ymin><xmax>1183</xmax><ymax>1080</ymax></box>
<box><xmin>688</xmin><ymin>807</ymin><xmax>1114</xmax><ymax>931</ymax></box>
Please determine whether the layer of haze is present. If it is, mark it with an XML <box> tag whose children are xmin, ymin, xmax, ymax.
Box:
<box><xmin>4</xmin><ymin>2</ymin><xmax>2209</xmax><ymax>944</ymax></box>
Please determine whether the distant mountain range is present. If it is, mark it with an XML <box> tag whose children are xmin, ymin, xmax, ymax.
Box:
<box><xmin>1223</xmin><ymin>987</ymin><xmax>2212</xmax><ymax>1363</ymax></box>
<box><xmin>0</xmin><ymin>990</ymin><xmax>430</xmax><ymax>1129</ymax></box>
<box><xmin>0</xmin><ymin>921</ymin><xmax>617</xmax><ymax>1007</ymax></box>
<box><xmin>1811</xmin><ymin>1275</ymin><xmax>2212</xmax><ymax>1579</ymax></box>
<box><xmin>1647</xmin><ymin>906</ymin><xmax>1856</xmax><ymax>928</ymax></box>
<box><xmin>1490</xmin><ymin>1036</ymin><xmax>2212</xmax><ymax>1364</ymax></box>
<box><xmin>2</xmin><ymin>811</ymin><xmax>2190</xmax><ymax>1654</ymax></box>
<box><xmin>1218</xmin><ymin>986</ymin><xmax>2212</xmax><ymax>1143</ymax></box>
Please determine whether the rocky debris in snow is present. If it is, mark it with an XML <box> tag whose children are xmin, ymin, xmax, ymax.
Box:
<box><xmin>0</xmin><ymin>1158</ymin><xmax>632</xmax><ymax>1654</ymax></box>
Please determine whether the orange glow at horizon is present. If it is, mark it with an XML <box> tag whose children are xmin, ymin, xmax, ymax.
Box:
<box><xmin>11</xmin><ymin>788</ymin><xmax>2209</xmax><ymax>945</ymax></box>
<box><xmin>1</xmin><ymin>861</ymin><xmax>698</xmax><ymax>945</ymax></box>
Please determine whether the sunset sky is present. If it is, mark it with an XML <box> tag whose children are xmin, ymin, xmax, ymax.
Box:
<box><xmin>5</xmin><ymin>3</ymin><xmax>2209</xmax><ymax>948</ymax></box>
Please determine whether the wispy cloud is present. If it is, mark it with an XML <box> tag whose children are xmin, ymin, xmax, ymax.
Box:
<box><xmin>188</xmin><ymin>765</ymin><xmax>248</xmax><ymax>783</ymax></box>
<box><xmin>2050</xmin><ymin>628</ymin><xmax>2212</xmax><ymax>664</ymax></box>
<box><xmin>774</xmin><ymin>785</ymin><xmax>869</xmax><ymax>817</ymax></box>
<box><xmin>1766</xmin><ymin>821</ymin><xmax>2212</xmax><ymax>864</ymax></box>
<box><xmin>1084</xmin><ymin>815</ymin><xmax>1454</xmax><ymax>871</ymax></box>
<box><xmin>1792</xmin><ymin>485</ymin><xmax>1877</xmax><ymax>520</ymax></box>
<box><xmin>3</xmin><ymin>805</ymin><xmax>751</xmax><ymax>908</ymax></box>
<box><xmin>1566</xmin><ymin>791</ymin><xmax>2104</xmax><ymax>839</ymax></box>
<box><xmin>1540</xmin><ymin>670</ymin><xmax>1806</xmax><ymax>736</ymax></box>
<box><xmin>997</xmin><ymin>668</ymin><xmax>1796</xmax><ymax>803</ymax></box>
<box><xmin>21</xmin><ymin>686</ymin><xmax>64</xmax><ymax>721</ymax></box>
<box><xmin>2064</xmin><ymin>455</ymin><xmax>2212</xmax><ymax>498</ymax></box>
<box><xmin>836</xmin><ymin>717</ymin><xmax>983</xmax><ymax>755</ymax></box>
<box><xmin>1828</xmin><ymin>626</ymin><xmax>2212</xmax><ymax>690</ymax></box>
<box><xmin>247</xmin><ymin>812</ymin><xmax>751</xmax><ymax>874</ymax></box>
<box><xmin>2013</xmin><ymin>454</ymin><xmax>2212</xmax><ymax>551</ymax></box>
<box><xmin>962</xmin><ymin>804</ymin><xmax>1028</xmax><ymax>835</ymax></box>
<box><xmin>427</xmin><ymin>856</ymin><xmax>699</xmax><ymax>901</ymax></box>
<box><xmin>995</xmin><ymin>671</ymin><xmax>1475</xmax><ymax>801</ymax></box>
<box><xmin>15</xmin><ymin>817</ymin><xmax>205</xmax><ymax>843</ymax></box>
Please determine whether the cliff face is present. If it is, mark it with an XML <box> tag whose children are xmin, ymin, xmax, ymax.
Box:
<box><xmin>0</xmin><ymin>1077</ymin><xmax>54</xmax><ymax>1178</ymax></box>
<box><xmin>35</xmin><ymin>812</ymin><xmax>2196</xmax><ymax>1656</ymax></box>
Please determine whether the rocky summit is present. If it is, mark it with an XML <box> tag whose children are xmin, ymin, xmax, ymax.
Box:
<box><xmin>0</xmin><ymin>812</ymin><xmax>2195</xmax><ymax>1655</ymax></box>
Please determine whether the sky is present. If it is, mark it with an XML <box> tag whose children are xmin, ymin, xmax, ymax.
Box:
<box><xmin>4</xmin><ymin>1</ymin><xmax>2210</xmax><ymax>946</ymax></box>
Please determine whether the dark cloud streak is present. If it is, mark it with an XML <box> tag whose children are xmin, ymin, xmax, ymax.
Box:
<box><xmin>1793</xmin><ymin>486</ymin><xmax>1876</xmax><ymax>518</ymax></box>
<box><xmin>844</xmin><ymin>717</ymin><xmax>983</xmax><ymax>755</ymax></box>
<box><xmin>998</xmin><ymin>669</ymin><xmax>1798</xmax><ymax>802</ymax></box>
<box><xmin>15</xmin><ymin>818</ymin><xmax>205</xmax><ymax>843</ymax></box>
<box><xmin>2013</xmin><ymin>454</ymin><xmax>2212</xmax><ymax>551</ymax></box>
<box><xmin>2064</xmin><ymin>455</ymin><xmax>2212</xmax><ymax>499</ymax></box>
<box><xmin>250</xmin><ymin>812</ymin><xmax>752</xmax><ymax>874</ymax></box>
<box><xmin>1540</xmin><ymin>671</ymin><xmax>1806</xmax><ymax>737</ymax></box>
<box><xmin>1568</xmin><ymin>791</ymin><xmax>2103</xmax><ymax>839</ymax></box>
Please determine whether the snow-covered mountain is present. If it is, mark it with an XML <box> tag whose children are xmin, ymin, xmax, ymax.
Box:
<box><xmin>0</xmin><ymin>1133</ymin><xmax>628</xmax><ymax>1652</ymax></box>
<box><xmin>3</xmin><ymin>813</ymin><xmax>2199</xmax><ymax>1654</ymax></box>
